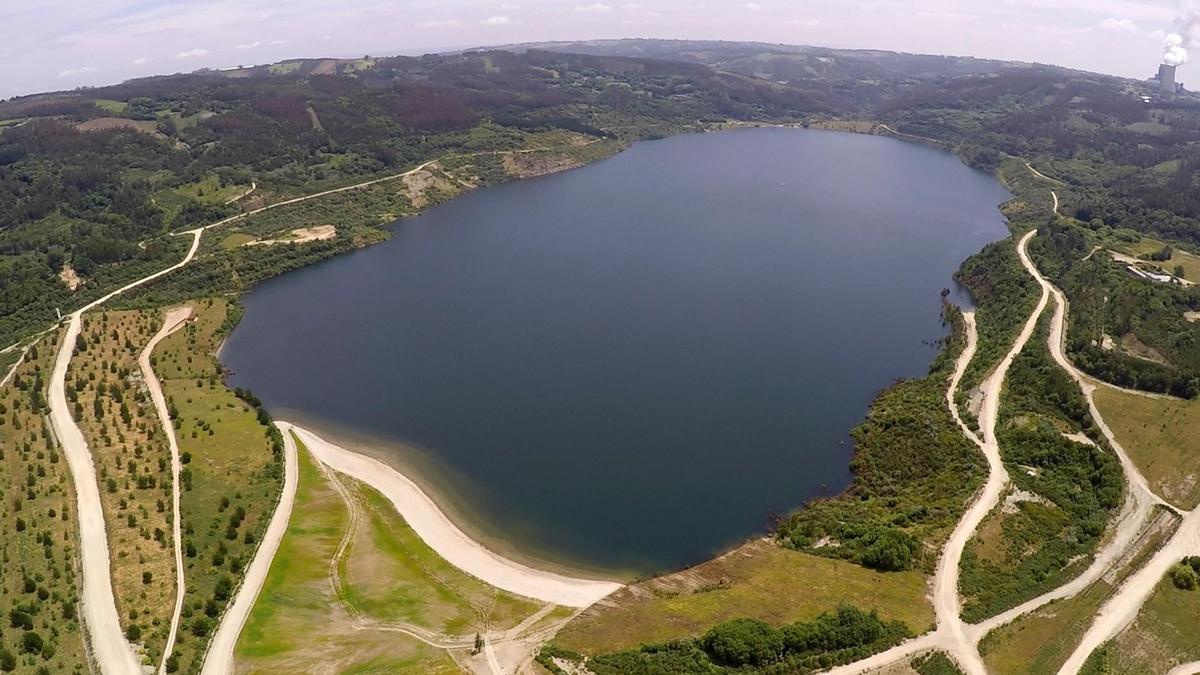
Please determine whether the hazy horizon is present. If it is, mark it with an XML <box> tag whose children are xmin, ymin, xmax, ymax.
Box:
<box><xmin>2</xmin><ymin>0</ymin><xmax>1199</xmax><ymax>98</ymax></box>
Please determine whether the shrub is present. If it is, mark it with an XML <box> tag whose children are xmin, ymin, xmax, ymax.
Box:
<box><xmin>702</xmin><ymin>618</ymin><xmax>784</xmax><ymax>667</ymax></box>
<box><xmin>1171</xmin><ymin>563</ymin><xmax>1198</xmax><ymax>590</ymax></box>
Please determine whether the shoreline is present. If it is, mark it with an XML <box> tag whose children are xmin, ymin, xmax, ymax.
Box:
<box><xmin>281</xmin><ymin>421</ymin><xmax>624</xmax><ymax>607</ymax></box>
<box><xmin>273</xmin><ymin>409</ymin><xmax>637</xmax><ymax>584</ymax></box>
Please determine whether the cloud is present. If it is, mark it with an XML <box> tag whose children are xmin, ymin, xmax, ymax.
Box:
<box><xmin>176</xmin><ymin>47</ymin><xmax>209</xmax><ymax>59</ymax></box>
<box><xmin>746</xmin><ymin>2</ymin><xmax>762</xmax><ymax>10</ymax></box>
<box><xmin>131</xmin><ymin>57</ymin><xmax>148</xmax><ymax>65</ymax></box>
<box><xmin>786</xmin><ymin>18</ymin><xmax>822</xmax><ymax>27</ymax></box>
<box><xmin>482</xmin><ymin>15</ymin><xmax>512</xmax><ymax>25</ymax></box>
<box><xmin>416</xmin><ymin>19</ymin><xmax>463</xmax><ymax>29</ymax></box>
<box><xmin>1096</xmin><ymin>17</ymin><xmax>1140</xmax><ymax>33</ymax></box>
<box><xmin>235</xmin><ymin>41</ymin><xmax>262</xmax><ymax>50</ymax></box>
<box><xmin>575</xmin><ymin>3</ymin><xmax>611</xmax><ymax>12</ymax></box>
<box><xmin>58</xmin><ymin>65</ymin><xmax>98</xmax><ymax>78</ymax></box>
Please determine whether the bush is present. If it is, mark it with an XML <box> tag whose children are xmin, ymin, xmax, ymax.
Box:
<box><xmin>1171</xmin><ymin>563</ymin><xmax>1198</xmax><ymax>590</ymax></box>
<box><xmin>702</xmin><ymin>618</ymin><xmax>784</xmax><ymax>667</ymax></box>
<box><xmin>859</xmin><ymin>528</ymin><xmax>919</xmax><ymax>572</ymax></box>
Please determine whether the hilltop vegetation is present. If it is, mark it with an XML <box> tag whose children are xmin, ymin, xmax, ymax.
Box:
<box><xmin>0</xmin><ymin>48</ymin><xmax>821</xmax><ymax>347</ymax></box>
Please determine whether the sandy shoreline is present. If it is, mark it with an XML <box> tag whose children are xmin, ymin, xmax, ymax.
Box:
<box><xmin>283</xmin><ymin>422</ymin><xmax>623</xmax><ymax>607</ymax></box>
<box><xmin>273</xmin><ymin>410</ymin><xmax>637</xmax><ymax>583</ymax></box>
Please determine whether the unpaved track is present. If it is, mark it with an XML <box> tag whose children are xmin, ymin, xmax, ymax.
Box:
<box><xmin>1169</xmin><ymin>662</ymin><xmax>1200</xmax><ymax>675</ymax></box>
<box><xmin>826</xmin><ymin>268</ymin><xmax>1049</xmax><ymax>674</ymax></box>
<box><xmin>48</xmin><ymin>230</ymin><xmax>202</xmax><ymax>675</ymax></box>
<box><xmin>284</xmin><ymin>423</ymin><xmax>623</xmax><ymax>608</ymax></box>
<box><xmin>1025</xmin><ymin>162</ymin><xmax>1064</xmax><ymax>185</ymax></box>
<box><xmin>200</xmin><ymin>424</ymin><xmax>299</xmax><ymax>675</ymax></box>
<box><xmin>1058</xmin><ymin>509</ymin><xmax>1200</xmax><ymax>674</ymax></box>
<box><xmin>139</xmin><ymin>306</ymin><xmax>195</xmax><ymax>674</ymax></box>
<box><xmin>934</xmin><ymin>229</ymin><xmax>1049</xmax><ymax>674</ymax></box>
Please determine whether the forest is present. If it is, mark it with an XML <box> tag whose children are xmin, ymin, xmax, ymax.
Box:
<box><xmin>5</xmin><ymin>41</ymin><xmax>1200</xmax><ymax>353</ymax></box>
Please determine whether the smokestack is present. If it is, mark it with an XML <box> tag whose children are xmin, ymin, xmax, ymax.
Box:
<box><xmin>1160</xmin><ymin>63</ymin><xmax>1178</xmax><ymax>95</ymax></box>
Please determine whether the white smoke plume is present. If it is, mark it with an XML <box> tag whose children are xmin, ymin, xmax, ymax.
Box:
<box><xmin>1165</xmin><ymin>33</ymin><xmax>1189</xmax><ymax>66</ymax></box>
<box><xmin>1165</xmin><ymin>4</ymin><xmax>1200</xmax><ymax>66</ymax></box>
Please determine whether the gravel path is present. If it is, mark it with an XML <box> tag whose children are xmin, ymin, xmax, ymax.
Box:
<box><xmin>138</xmin><ymin>306</ymin><xmax>195</xmax><ymax>674</ymax></box>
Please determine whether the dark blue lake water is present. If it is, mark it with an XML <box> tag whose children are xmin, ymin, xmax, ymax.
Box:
<box><xmin>222</xmin><ymin>128</ymin><xmax>1010</xmax><ymax>575</ymax></box>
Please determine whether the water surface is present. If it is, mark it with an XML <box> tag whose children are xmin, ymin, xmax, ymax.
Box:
<box><xmin>223</xmin><ymin>128</ymin><xmax>1010</xmax><ymax>575</ymax></box>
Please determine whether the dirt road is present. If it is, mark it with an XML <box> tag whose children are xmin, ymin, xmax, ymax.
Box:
<box><xmin>139</xmin><ymin>306</ymin><xmax>195</xmax><ymax>674</ymax></box>
<box><xmin>200</xmin><ymin>424</ymin><xmax>299</xmax><ymax>675</ymax></box>
<box><xmin>48</xmin><ymin>230</ymin><xmax>202</xmax><ymax>674</ymax></box>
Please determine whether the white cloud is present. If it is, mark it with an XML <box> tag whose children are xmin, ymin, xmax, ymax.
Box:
<box><xmin>575</xmin><ymin>3</ymin><xmax>611</xmax><ymax>12</ymax></box>
<box><xmin>786</xmin><ymin>18</ymin><xmax>822</xmax><ymax>27</ymax></box>
<box><xmin>500</xmin><ymin>3</ymin><xmax>521</xmax><ymax>9</ymax></box>
<box><xmin>417</xmin><ymin>19</ymin><xmax>463</xmax><ymax>29</ymax></box>
<box><xmin>746</xmin><ymin>2</ymin><xmax>762</xmax><ymax>10</ymax></box>
<box><xmin>1096</xmin><ymin>17</ymin><xmax>1139</xmax><ymax>33</ymax></box>
<box><xmin>482</xmin><ymin>15</ymin><xmax>512</xmax><ymax>25</ymax></box>
<box><xmin>131</xmin><ymin>57</ymin><xmax>148</xmax><ymax>65</ymax></box>
<box><xmin>176</xmin><ymin>47</ymin><xmax>209</xmax><ymax>59</ymax></box>
<box><xmin>58</xmin><ymin>65</ymin><xmax>98</xmax><ymax>78</ymax></box>
<box><xmin>235</xmin><ymin>40</ymin><xmax>262</xmax><ymax>50</ymax></box>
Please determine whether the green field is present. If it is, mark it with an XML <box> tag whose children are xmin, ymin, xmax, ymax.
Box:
<box><xmin>153</xmin><ymin>299</ymin><xmax>283</xmax><ymax>673</ymax></box>
<box><xmin>1094</xmin><ymin>387</ymin><xmax>1200</xmax><ymax>509</ymax></box>
<box><xmin>1118</xmin><ymin>236</ymin><xmax>1200</xmax><ymax>281</ymax></box>
<box><xmin>235</xmin><ymin>437</ymin><xmax>462</xmax><ymax>673</ymax></box>
<box><xmin>555</xmin><ymin>540</ymin><xmax>933</xmax><ymax>656</ymax></box>
<box><xmin>979</xmin><ymin>510</ymin><xmax>1178</xmax><ymax>674</ymax></box>
<box><xmin>1102</xmin><ymin>568</ymin><xmax>1200</xmax><ymax>673</ymax></box>
<box><xmin>338</xmin><ymin>483</ymin><xmax>542</xmax><ymax>634</ymax></box>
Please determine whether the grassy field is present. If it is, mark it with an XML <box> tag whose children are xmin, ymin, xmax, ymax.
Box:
<box><xmin>218</xmin><ymin>233</ymin><xmax>257</xmax><ymax>250</ymax></box>
<box><xmin>152</xmin><ymin>298</ymin><xmax>283</xmax><ymax>673</ymax></box>
<box><xmin>1117</xmin><ymin>236</ymin><xmax>1200</xmax><ymax>281</ymax></box>
<box><xmin>1093</xmin><ymin>387</ymin><xmax>1200</xmax><ymax>509</ymax></box>
<box><xmin>69</xmin><ymin>309</ymin><xmax>176</xmax><ymax>663</ymax></box>
<box><xmin>235</xmin><ymin>437</ymin><xmax>461</xmax><ymax>674</ymax></box>
<box><xmin>1104</xmin><ymin>571</ymin><xmax>1200</xmax><ymax>673</ymax></box>
<box><xmin>0</xmin><ymin>329</ymin><xmax>90</xmax><ymax>672</ymax></box>
<box><xmin>554</xmin><ymin>539</ymin><xmax>932</xmax><ymax>656</ymax></box>
<box><xmin>337</xmin><ymin>482</ymin><xmax>542</xmax><ymax>635</ymax></box>
<box><xmin>979</xmin><ymin>508</ymin><xmax>1178</xmax><ymax>674</ymax></box>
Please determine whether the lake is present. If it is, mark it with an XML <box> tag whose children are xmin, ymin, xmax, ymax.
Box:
<box><xmin>222</xmin><ymin>128</ymin><xmax>1011</xmax><ymax>575</ymax></box>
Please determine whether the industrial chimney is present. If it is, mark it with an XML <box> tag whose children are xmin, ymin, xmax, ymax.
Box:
<box><xmin>1159</xmin><ymin>63</ymin><xmax>1178</xmax><ymax>95</ymax></box>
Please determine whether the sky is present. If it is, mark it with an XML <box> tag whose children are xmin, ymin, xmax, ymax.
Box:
<box><xmin>0</xmin><ymin>0</ymin><xmax>1196</xmax><ymax>98</ymax></box>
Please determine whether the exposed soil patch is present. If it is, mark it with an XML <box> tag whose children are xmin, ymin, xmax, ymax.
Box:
<box><xmin>245</xmin><ymin>225</ymin><xmax>337</xmax><ymax>246</ymax></box>
<box><xmin>503</xmin><ymin>151</ymin><xmax>583</xmax><ymax>178</ymax></box>
<box><xmin>402</xmin><ymin>165</ymin><xmax>455</xmax><ymax>208</ymax></box>
<box><xmin>59</xmin><ymin>263</ymin><xmax>81</xmax><ymax>290</ymax></box>
<box><xmin>1120</xmin><ymin>333</ymin><xmax>1171</xmax><ymax>366</ymax></box>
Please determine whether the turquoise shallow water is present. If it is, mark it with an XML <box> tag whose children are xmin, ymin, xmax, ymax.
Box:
<box><xmin>223</xmin><ymin>127</ymin><xmax>1011</xmax><ymax>575</ymax></box>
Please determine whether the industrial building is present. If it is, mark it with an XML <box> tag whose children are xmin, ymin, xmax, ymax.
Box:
<box><xmin>1151</xmin><ymin>63</ymin><xmax>1184</xmax><ymax>97</ymax></box>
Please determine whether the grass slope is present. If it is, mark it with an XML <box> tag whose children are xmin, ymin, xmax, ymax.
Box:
<box><xmin>1094</xmin><ymin>387</ymin><xmax>1200</xmax><ymax>510</ymax></box>
<box><xmin>554</xmin><ymin>540</ymin><xmax>932</xmax><ymax>656</ymax></box>
<box><xmin>152</xmin><ymin>299</ymin><xmax>283</xmax><ymax>673</ymax></box>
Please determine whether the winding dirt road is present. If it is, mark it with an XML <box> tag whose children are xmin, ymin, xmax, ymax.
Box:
<box><xmin>139</xmin><ymin>306</ymin><xmax>195</xmax><ymax>674</ymax></box>
<box><xmin>199</xmin><ymin>424</ymin><xmax>299</xmax><ymax>675</ymax></box>
<box><xmin>48</xmin><ymin>230</ymin><xmax>202</xmax><ymax>675</ymax></box>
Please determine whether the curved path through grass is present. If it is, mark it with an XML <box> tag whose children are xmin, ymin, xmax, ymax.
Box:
<box><xmin>139</xmin><ymin>306</ymin><xmax>198</xmax><ymax>674</ymax></box>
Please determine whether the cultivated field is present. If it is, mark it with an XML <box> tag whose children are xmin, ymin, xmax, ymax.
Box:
<box><xmin>0</xmin><ymin>330</ymin><xmax>89</xmax><ymax>672</ymax></box>
<box><xmin>68</xmin><ymin>309</ymin><xmax>176</xmax><ymax>663</ymax></box>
